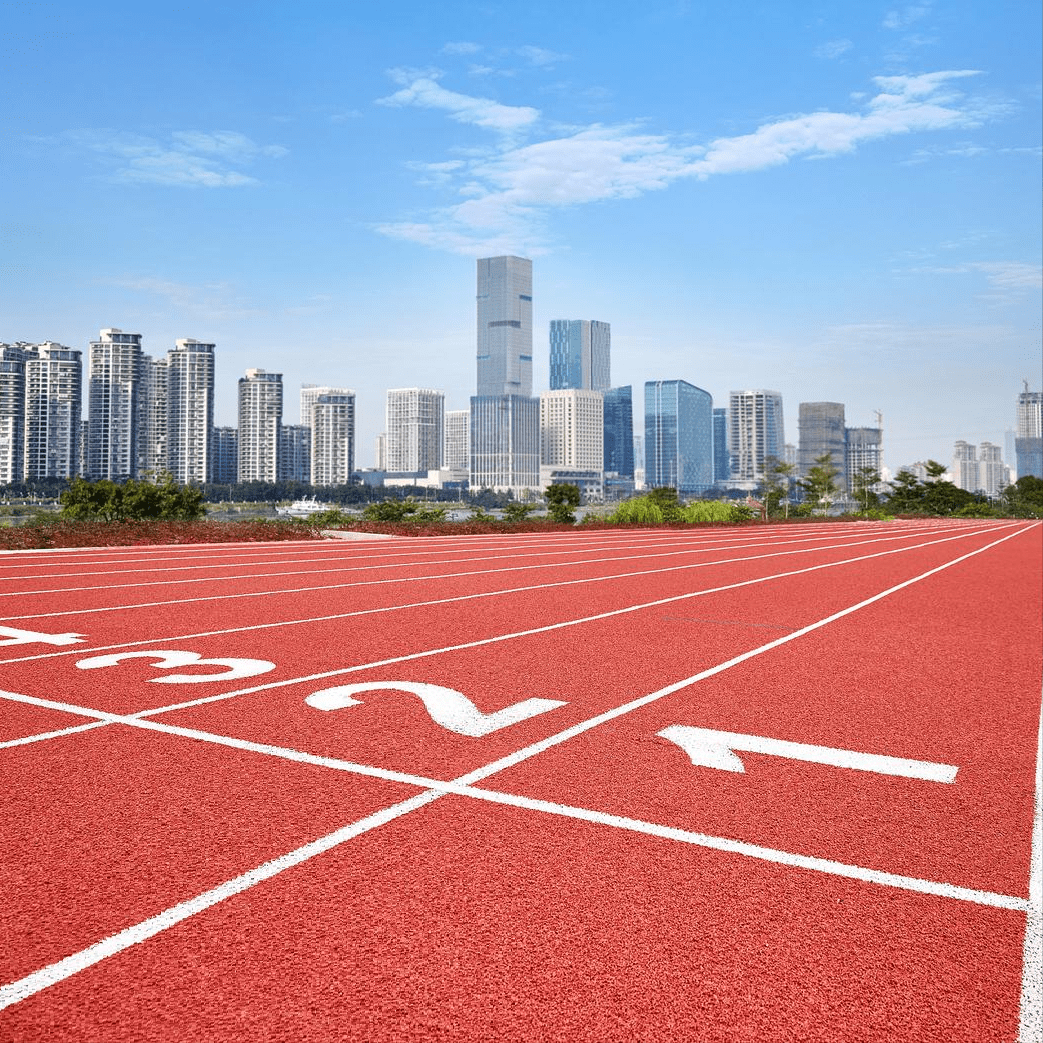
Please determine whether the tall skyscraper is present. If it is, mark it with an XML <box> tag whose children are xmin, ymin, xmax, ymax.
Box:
<box><xmin>645</xmin><ymin>380</ymin><xmax>714</xmax><ymax>495</ymax></box>
<box><xmin>311</xmin><ymin>392</ymin><xmax>355</xmax><ymax>485</ymax></box>
<box><xmin>549</xmin><ymin>320</ymin><xmax>610</xmax><ymax>391</ymax></box>
<box><xmin>471</xmin><ymin>256</ymin><xmax>540</xmax><ymax>493</ymax></box>
<box><xmin>166</xmin><ymin>339</ymin><xmax>214</xmax><ymax>484</ymax></box>
<box><xmin>299</xmin><ymin>385</ymin><xmax>352</xmax><ymax>428</ymax></box>
<box><xmin>798</xmin><ymin>402</ymin><xmax>846</xmax><ymax>488</ymax></box>
<box><xmin>386</xmin><ymin>388</ymin><xmax>444</xmax><ymax>474</ymax></box>
<box><xmin>280</xmin><ymin>424</ymin><xmax>311</xmax><ymax>482</ymax></box>
<box><xmin>1015</xmin><ymin>385</ymin><xmax>1042</xmax><ymax>479</ymax></box>
<box><xmin>476</xmin><ymin>256</ymin><xmax>532</xmax><ymax>397</ymax></box>
<box><xmin>86</xmin><ymin>328</ymin><xmax>145</xmax><ymax>480</ymax></box>
<box><xmin>603</xmin><ymin>386</ymin><xmax>634</xmax><ymax>479</ymax></box>
<box><xmin>237</xmin><ymin>368</ymin><xmax>282</xmax><ymax>482</ymax></box>
<box><xmin>729</xmin><ymin>390</ymin><xmax>785</xmax><ymax>488</ymax></box>
<box><xmin>540</xmin><ymin>388</ymin><xmax>604</xmax><ymax>498</ymax></box>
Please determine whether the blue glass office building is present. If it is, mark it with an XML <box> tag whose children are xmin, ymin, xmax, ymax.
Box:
<box><xmin>713</xmin><ymin>407</ymin><xmax>729</xmax><ymax>485</ymax></box>
<box><xmin>549</xmin><ymin>320</ymin><xmax>610</xmax><ymax>391</ymax></box>
<box><xmin>603</xmin><ymin>386</ymin><xmax>634</xmax><ymax>478</ymax></box>
<box><xmin>645</xmin><ymin>380</ymin><xmax>714</xmax><ymax>495</ymax></box>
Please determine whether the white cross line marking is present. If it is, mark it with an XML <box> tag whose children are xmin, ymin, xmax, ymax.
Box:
<box><xmin>0</xmin><ymin>523</ymin><xmax>1020</xmax><ymax>673</ymax></box>
<box><xmin>0</xmin><ymin>720</ymin><xmax>109</xmax><ymax>748</ymax></box>
<box><xmin>658</xmin><ymin>724</ymin><xmax>959</xmax><ymax>782</ymax></box>
<box><xmin>1018</xmin><ymin>685</ymin><xmax>1043</xmax><ymax>1043</ymax></box>
<box><xmin>0</xmin><ymin>524</ymin><xmax>946</xmax><ymax>611</ymax></box>
<box><xmin>0</xmin><ymin>525</ymin><xmax>1033</xmax><ymax>1012</ymax></box>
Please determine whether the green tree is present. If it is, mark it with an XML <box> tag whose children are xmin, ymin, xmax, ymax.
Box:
<box><xmin>761</xmin><ymin>457</ymin><xmax>794</xmax><ymax>518</ymax></box>
<box><xmin>503</xmin><ymin>502</ymin><xmax>536</xmax><ymax>523</ymax></box>
<box><xmin>850</xmin><ymin>465</ymin><xmax>882</xmax><ymax>513</ymax></box>
<box><xmin>797</xmin><ymin>453</ymin><xmax>840</xmax><ymax>512</ymax></box>
<box><xmin>59</xmin><ymin>473</ymin><xmax>204</xmax><ymax>522</ymax></box>
<box><xmin>545</xmin><ymin>482</ymin><xmax>581</xmax><ymax>524</ymax></box>
<box><xmin>1002</xmin><ymin>475</ymin><xmax>1043</xmax><ymax>518</ymax></box>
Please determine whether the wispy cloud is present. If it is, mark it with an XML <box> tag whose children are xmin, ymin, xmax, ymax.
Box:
<box><xmin>376</xmin><ymin>70</ymin><xmax>994</xmax><ymax>255</ymax></box>
<box><xmin>883</xmin><ymin>4</ymin><xmax>932</xmax><ymax>30</ymax></box>
<box><xmin>909</xmin><ymin>261</ymin><xmax>1043</xmax><ymax>296</ymax></box>
<box><xmin>377</xmin><ymin>70</ymin><xmax>539</xmax><ymax>131</ymax></box>
<box><xmin>517</xmin><ymin>45</ymin><xmax>568</xmax><ymax>67</ymax></box>
<box><xmin>815</xmin><ymin>39</ymin><xmax>853</xmax><ymax>60</ymax></box>
<box><xmin>38</xmin><ymin>129</ymin><xmax>286</xmax><ymax>187</ymax></box>
<box><xmin>105</xmin><ymin>276</ymin><xmax>261</xmax><ymax>319</ymax></box>
<box><xmin>442</xmin><ymin>41</ymin><xmax>482</xmax><ymax>56</ymax></box>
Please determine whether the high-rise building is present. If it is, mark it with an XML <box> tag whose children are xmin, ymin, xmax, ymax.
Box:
<box><xmin>729</xmin><ymin>390</ymin><xmax>784</xmax><ymax>488</ymax></box>
<box><xmin>86</xmin><ymin>328</ymin><xmax>145</xmax><ymax>480</ymax></box>
<box><xmin>645</xmin><ymin>380</ymin><xmax>714</xmax><ymax>495</ymax></box>
<box><xmin>237</xmin><ymin>368</ymin><xmax>282</xmax><ymax>482</ymax></box>
<box><xmin>603</xmin><ymin>386</ymin><xmax>634</xmax><ymax>479</ymax></box>
<box><xmin>540</xmin><ymin>388</ymin><xmax>604</xmax><ymax>498</ymax></box>
<box><xmin>978</xmin><ymin>442</ymin><xmax>1009</xmax><ymax>498</ymax></box>
<box><xmin>165</xmin><ymin>339</ymin><xmax>214</xmax><ymax>484</ymax></box>
<box><xmin>712</xmin><ymin>407</ymin><xmax>728</xmax><ymax>485</ymax></box>
<box><xmin>476</xmin><ymin>256</ymin><xmax>532</xmax><ymax>398</ymax></box>
<box><xmin>845</xmin><ymin>426</ymin><xmax>883</xmax><ymax>492</ymax></box>
<box><xmin>299</xmin><ymin>385</ymin><xmax>353</xmax><ymax>428</ymax></box>
<box><xmin>1015</xmin><ymin>386</ymin><xmax>1043</xmax><ymax>479</ymax></box>
<box><xmin>138</xmin><ymin>354</ymin><xmax>167</xmax><ymax>478</ymax></box>
<box><xmin>25</xmin><ymin>343</ymin><xmax>82</xmax><ymax>480</ymax></box>
<box><xmin>280</xmin><ymin>424</ymin><xmax>311</xmax><ymax>483</ymax></box>
<box><xmin>211</xmin><ymin>426</ymin><xmax>238</xmax><ymax>484</ymax></box>
<box><xmin>386</xmin><ymin>388</ymin><xmax>444</xmax><ymax>474</ymax></box>
<box><xmin>951</xmin><ymin>441</ymin><xmax>979</xmax><ymax>493</ymax></box>
<box><xmin>549</xmin><ymin>320</ymin><xmax>610</xmax><ymax>391</ymax></box>
<box><xmin>471</xmin><ymin>256</ymin><xmax>540</xmax><ymax>493</ymax></box>
<box><xmin>443</xmin><ymin>409</ymin><xmax>470</xmax><ymax>478</ymax></box>
<box><xmin>311</xmin><ymin>392</ymin><xmax>355</xmax><ymax>486</ymax></box>
<box><xmin>798</xmin><ymin>402</ymin><xmax>846</xmax><ymax>488</ymax></box>
<box><xmin>0</xmin><ymin>344</ymin><xmax>31</xmax><ymax>483</ymax></box>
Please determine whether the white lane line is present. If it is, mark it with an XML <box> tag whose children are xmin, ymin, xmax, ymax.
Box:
<box><xmin>0</xmin><ymin>523</ymin><xmax>1019</xmax><ymax>669</ymax></box>
<box><xmin>0</xmin><ymin>524</ymin><xmax>942</xmax><ymax>609</ymax></box>
<box><xmin>0</xmin><ymin>720</ymin><xmax>109</xmax><ymax>748</ymax></box>
<box><xmin>0</xmin><ymin>524</ymin><xmax>1032</xmax><ymax>1011</ymax></box>
<box><xmin>1018</xmin><ymin>683</ymin><xmax>1043</xmax><ymax>1043</ymax></box>
<box><xmin>0</xmin><ymin>688</ymin><xmax>1027</xmax><ymax>918</ymax></box>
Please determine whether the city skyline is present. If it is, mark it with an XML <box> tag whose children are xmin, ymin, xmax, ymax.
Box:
<box><xmin>2</xmin><ymin>2</ymin><xmax>1040</xmax><ymax>469</ymax></box>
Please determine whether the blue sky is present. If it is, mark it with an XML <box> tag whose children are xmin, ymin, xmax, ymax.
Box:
<box><xmin>3</xmin><ymin>0</ymin><xmax>1040</xmax><ymax>473</ymax></box>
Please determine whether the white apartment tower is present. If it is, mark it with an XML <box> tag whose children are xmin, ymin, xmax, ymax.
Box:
<box><xmin>386</xmin><ymin>388</ymin><xmax>444</xmax><ymax>473</ymax></box>
<box><xmin>237</xmin><ymin>368</ymin><xmax>282</xmax><ymax>482</ymax></box>
<box><xmin>0</xmin><ymin>344</ymin><xmax>32</xmax><ymax>483</ymax></box>
<box><xmin>139</xmin><ymin>354</ymin><xmax>168</xmax><ymax>478</ymax></box>
<box><xmin>311</xmin><ymin>392</ymin><xmax>356</xmax><ymax>486</ymax></box>
<box><xmin>978</xmin><ymin>442</ymin><xmax>1008</xmax><ymax>498</ymax></box>
<box><xmin>25</xmin><ymin>343</ymin><xmax>83</xmax><ymax>480</ymax></box>
<box><xmin>87</xmin><ymin>328</ymin><xmax>144</xmax><ymax>480</ymax></box>
<box><xmin>443</xmin><ymin>409</ymin><xmax>470</xmax><ymax>477</ymax></box>
<box><xmin>729</xmin><ymin>390</ymin><xmax>785</xmax><ymax>488</ymax></box>
<box><xmin>300</xmin><ymin>384</ymin><xmax>353</xmax><ymax>428</ymax></box>
<box><xmin>539</xmin><ymin>388</ymin><xmax>604</xmax><ymax>497</ymax></box>
<box><xmin>166</xmin><ymin>339</ymin><xmax>214</xmax><ymax>484</ymax></box>
<box><xmin>951</xmin><ymin>441</ymin><xmax>979</xmax><ymax>493</ymax></box>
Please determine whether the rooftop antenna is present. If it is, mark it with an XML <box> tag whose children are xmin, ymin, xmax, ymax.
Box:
<box><xmin>1025</xmin><ymin>378</ymin><xmax>1031</xmax><ymax>393</ymax></box>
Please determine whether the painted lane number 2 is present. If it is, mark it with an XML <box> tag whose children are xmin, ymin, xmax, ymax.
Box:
<box><xmin>306</xmin><ymin>682</ymin><xmax>566</xmax><ymax>738</ymax></box>
<box><xmin>76</xmin><ymin>650</ymin><xmax>276</xmax><ymax>684</ymax></box>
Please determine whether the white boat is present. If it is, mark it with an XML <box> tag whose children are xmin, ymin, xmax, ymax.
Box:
<box><xmin>275</xmin><ymin>497</ymin><xmax>334</xmax><ymax>518</ymax></box>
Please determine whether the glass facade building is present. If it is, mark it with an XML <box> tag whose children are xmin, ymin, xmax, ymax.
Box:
<box><xmin>713</xmin><ymin>407</ymin><xmax>728</xmax><ymax>485</ymax></box>
<box><xmin>603</xmin><ymin>386</ymin><xmax>634</xmax><ymax>478</ymax></box>
<box><xmin>476</xmin><ymin>256</ymin><xmax>532</xmax><ymax>398</ymax></box>
<box><xmin>470</xmin><ymin>394</ymin><xmax>540</xmax><ymax>492</ymax></box>
<box><xmin>549</xmin><ymin>320</ymin><xmax>610</xmax><ymax>391</ymax></box>
<box><xmin>644</xmin><ymin>380</ymin><xmax>714</xmax><ymax>495</ymax></box>
<box><xmin>798</xmin><ymin>402</ymin><xmax>847</xmax><ymax>490</ymax></box>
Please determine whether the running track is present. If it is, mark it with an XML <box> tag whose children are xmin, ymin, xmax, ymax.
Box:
<box><xmin>0</xmin><ymin>518</ymin><xmax>1040</xmax><ymax>1042</ymax></box>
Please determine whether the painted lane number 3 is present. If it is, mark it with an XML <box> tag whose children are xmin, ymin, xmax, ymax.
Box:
<box><xmin>76</xmin><ymin>650</ymin><xmax>276</xmax><ymax>684</ymax></box>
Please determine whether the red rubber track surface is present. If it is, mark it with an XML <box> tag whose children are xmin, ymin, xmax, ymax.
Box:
<box><xmin>0</xmin><ymin>519</ymin><xmax>1040</xmax><ymax>1042</ymax></box>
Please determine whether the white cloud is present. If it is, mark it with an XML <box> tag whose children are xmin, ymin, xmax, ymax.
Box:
<box><xmin>910</xmin><ymin>261</ymin><xmax>1043</xmax><ymax>295</ymax></box>
<box><xmin>442</xmin><ymin>41</ymin><xmax>482</xmax><ymax>56</ymax></box>
<box><xmin>377</xmin><ymin>74</ymin><xmax>539</xmax><ymax>131</ymax></box>
<box><xmin>42</xmin><ymin>129</ymin><xmax>286</xmax><ymax>187</ymax></box>
<box><xmin>377</xmin><ymin>69</ymin><xmax>994</xmax><ymax>255</ymax></box>
<box><xmin>815</xmin><ymin>39</ymin><xmax>853</xmax><ymax>60</ymax></box>
<box><xmin>517</xmin><ymin>45</ymin><xmax>568</xmax><ymax>67</ymax></box>
<box><xmin>883</xmin><ymin>4</ymin><xmax>932</xmax><ymax>30</ymax></box>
